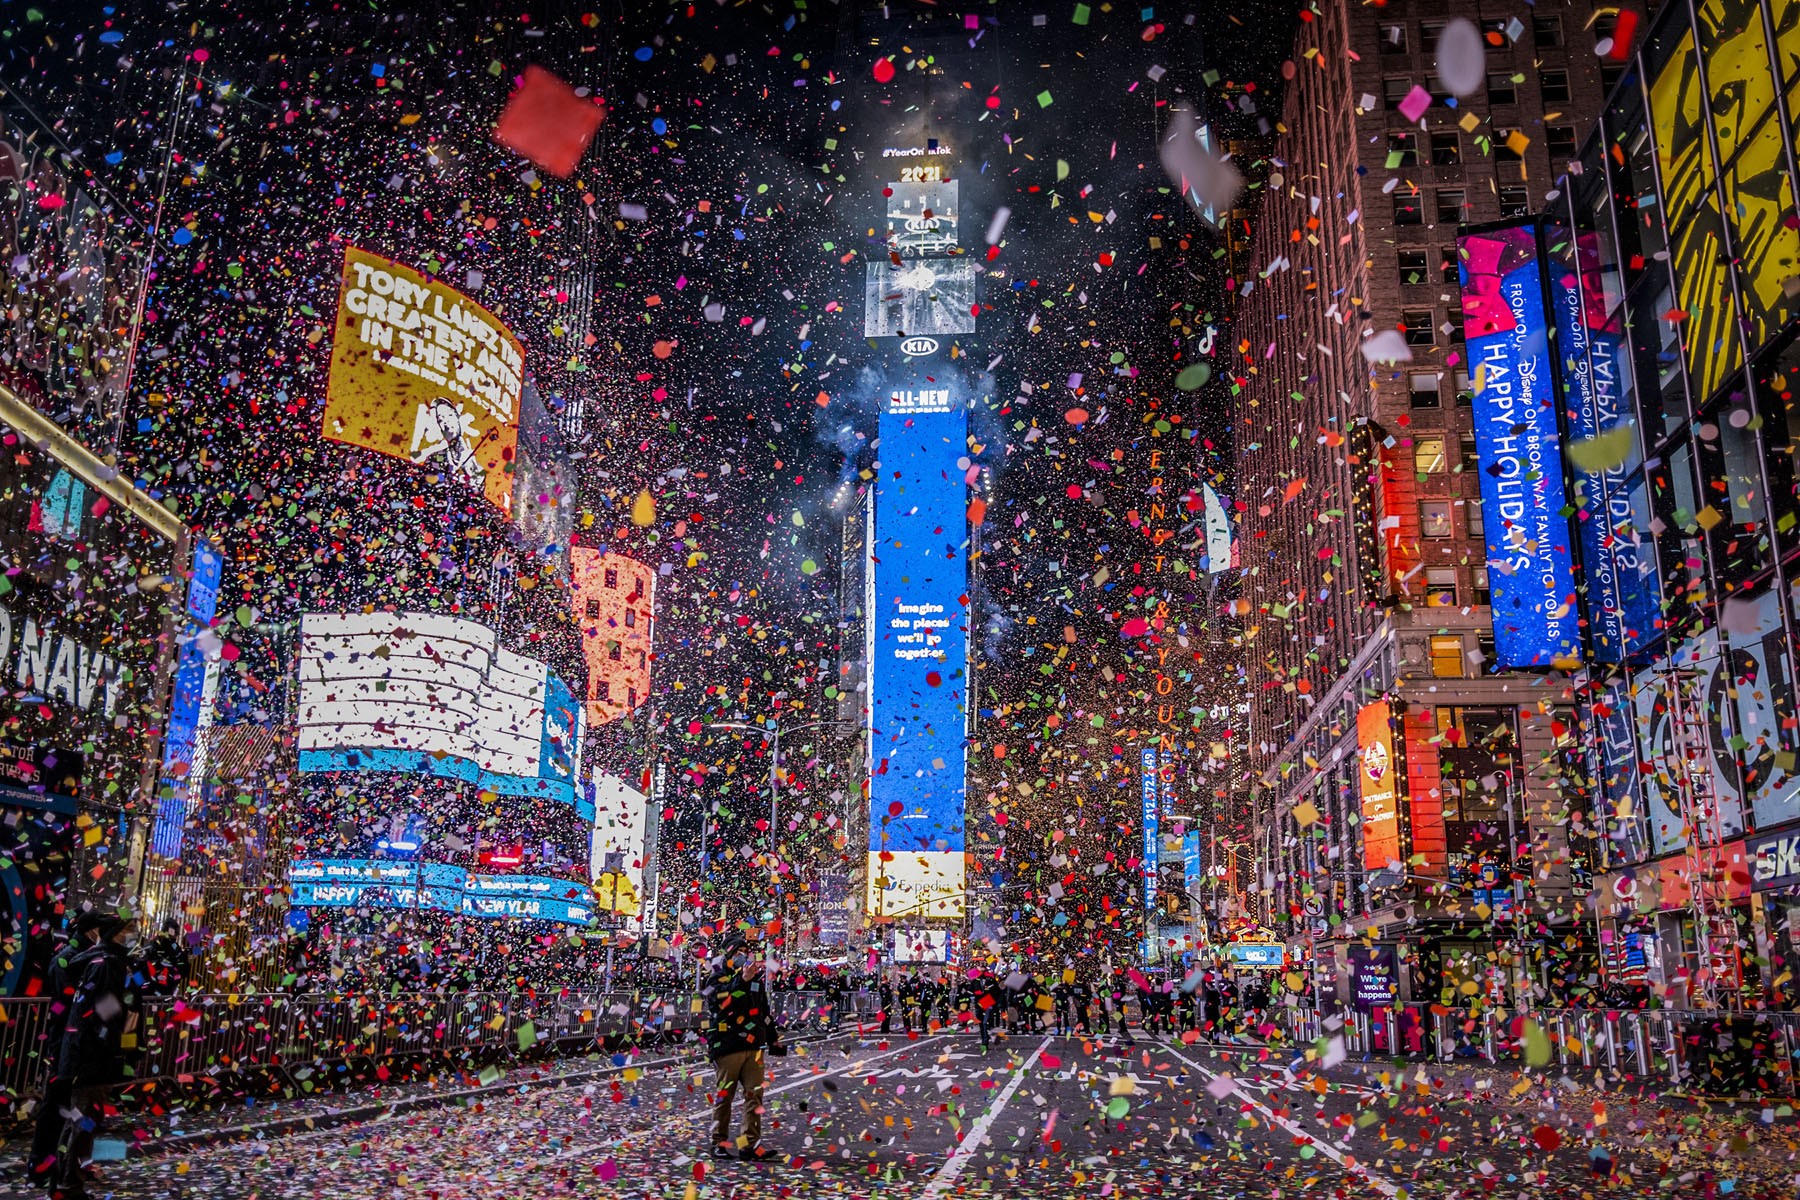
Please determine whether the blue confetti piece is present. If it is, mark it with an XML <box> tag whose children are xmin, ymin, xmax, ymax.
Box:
<box><xmin>99</xmin><ymin>31</ymin><xmax>123</xmax><ymax>44</ymax></box>
<box><xmin>171</xmin><ymin>228</ymin><xmax>193</xmax><ymax>245</ymax></box>
<box><xmin>651</xmin><ymin>117</ymin><xmax>667</xmax><ymax>135</ymax></box>
<box><xmin>633</xmin><ymin>46</ymin><xmax>653</xmax><ymax>61</ymax></box>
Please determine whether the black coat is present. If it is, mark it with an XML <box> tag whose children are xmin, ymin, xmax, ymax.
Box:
<box><xmin>55</xmin><ymin>940</ymin><xmax>137</xmax><ymax>1086</ymax></box>
<box><xmin>702</xmin><ymin>957</ymin><xmax>780</xmax><ymax>1062</ymax></box>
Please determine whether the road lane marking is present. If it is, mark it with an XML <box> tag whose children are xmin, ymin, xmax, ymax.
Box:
<box><xmin>549</xmin><ymin>1032</ymin><xmax>947</xmax><ymax>1161</ymax></box>
<box><xmin>920</xmin><ymin>1036</ymin><xmax>1049</xmax><ymax>1200</ymax></box>
<box><xmin>1159</xmin><ymin>1040</ymin><xmax>1400</xmax><ymax>1198</ymax></box>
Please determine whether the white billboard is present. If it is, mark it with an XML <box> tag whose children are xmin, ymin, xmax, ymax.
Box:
<box><xmin>588</xmin><ymin>769</ymin><xmax>649</xmax><ymax>926</ymax></box>
<box><xmin>297</xmin><ymin>612</ymin><xmax>584</xmax><ymax>812</ymax></box>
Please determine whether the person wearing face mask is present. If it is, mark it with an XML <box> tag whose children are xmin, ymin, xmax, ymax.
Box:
<box><xmin>34</xmin><ymin>906</ymin><xmax>140</xmax><ymax>1199</ymax></box>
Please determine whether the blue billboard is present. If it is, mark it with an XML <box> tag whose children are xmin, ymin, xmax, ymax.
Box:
<box><xmin>1547</xmin><ymin>226</ymin><xmax>1662</xmax><ymax>662</ymax></box>
<box><xmin>1458</xmin><ymin>221</ymin><xmax>1584</xmax><ymax>668</ymax></box>
<box><xmin>1140</xmin><ymin>749</ymin><xmax>1159</xmax><ymax>912</ymax></box>
<box><xmin>1182</xmin><ymin>830</ymin><xmax>1203</xmax><ymax>895</ymax></box>
<box><xmin>150</xmin><ymin>539</ymin><xmax>225</xmax><ymax>858</ymax></box>
<box><xmin>287</xmin><ymin>858</ymin><xmax>594</xmax><ymax>926</ymax></box>
<box><xmin>866</xmin><ymin>387</ymin><xmax>968</xmax><ymax>920</ymax></box>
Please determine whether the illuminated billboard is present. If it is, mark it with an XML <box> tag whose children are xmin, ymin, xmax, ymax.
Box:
<box><xmin>863</xmin><ymin>260</ymin><xmax>977</xmax><ymax>340</ymax></box>
<box><xmin>866</xmin><ymin>387</ymin><xmax>968</xmax><ymax>920</ymax></box>
<box><xmin>149</xmin><ymin>539</ymin><xmax>225</xmax><ymax>858</ymax></box>
<box><xmin>570</xmin><ymin>549</ymin><xmax>654</xmax><ymax>727</ymax></box>
<box><xmin>588</xmin><ymin>769</ymin><xmax>649</xmax><ymax>923</ymax></box>
<box><xmin>1140</xmin><ymin>749</ymin><xmax>1159</xmax><ymax>912</ymax></box>
<box><xmin>1546</xmin><ymin>227</ymin><xmax>1661</xmax><ymax>662</ymax></box>
<box><xmin>324</xmin><ymin>247</ymin><xmax>525</xmax><ymax>515</ymax></box>
<box><xmin>287</xmin><ymin>858</ymin><xmax>594</xmax><ymax>927</ymax></box>
<box><xmin>1356</xmin><ymin>701</ymin><xmax>1403</xmax><ymax>872</ymax></box>
<box><xmin>885</xmin><ymin>181</ymin><xmax>958</xmax><ymax>256</ymax></box>
<box><xmin>297</xmin><ymin>612</ymin><xmax>586</xmax><ymax>817</ymax></box>
<box><xmin>1458</xmin><ymin>221</ymin><xmax>1583</xmax><ymax>668</ymax></box>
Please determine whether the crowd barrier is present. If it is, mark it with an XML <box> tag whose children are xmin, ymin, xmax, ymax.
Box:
<box><xmin>0</xmin><ymin>987</ymin><xmax>840</xmax><ymax>1108</ymax></box>
<box><xmin>1270</xmin><ymin>1002</ymin><xmax>1800</xmax><ymax>1097</ymax></box>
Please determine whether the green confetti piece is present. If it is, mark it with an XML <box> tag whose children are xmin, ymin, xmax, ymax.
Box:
<box><xmin>1036</xmin><ymin>90</ymin><xmax>1054</xmax><ymax>108</ymax></box>
<box><xmin>1567</xmin><ymin>424</ymin><xmax>1636</xmax><ymax>474</ymax></box>
<box><xmin>1105</xmin><ymin>1096</ymin><xmax>1130</xmax><ymax>1119</ymax></box>
<box><xmin>1176</xmin><ymin>363</ymin><xmax>1212</xmax><ymax>391</ymax></box>
<box><xmin>1073</xmin><ymin>4</ymin><xmax>1092</xmax><ymax>25</ymax></box>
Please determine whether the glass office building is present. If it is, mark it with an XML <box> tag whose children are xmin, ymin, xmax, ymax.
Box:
<box><xmin>1563</xmin><ymin>0</ymin><xmax>1800</xmax><ymax>1008</ymax></box>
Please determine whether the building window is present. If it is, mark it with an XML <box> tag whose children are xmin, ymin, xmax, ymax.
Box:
<box><xmin>1488</xmin><ymin>73</ymin><xmax>1518</xmax><ymax>105</ymax></box>
<box><xmin>585</xmin><ymin>599</ymin><xmax>601</xmax><ymax>619</ymax></box>
<box><xmin>1420</xmin><ymin>500</ymin><xmax>1453</xmax><ymax>537</ymax></box>
<box><xmin>1402</xmin><ymin>309</ymin><xmax>1436</xmax><ymax>346</ymax></box>
<box><xmin>1545</xmin><ymin>124</ymin><xmax>1578</xmax><ymax>160</ymax></box>
<box><xmin>1384</xmin><ymin>77</ymin><xmax>1415</xmax><ymax>110</ymax></box>
<box><xmin>1420</xmin><ymin>20</ymin><xmax>1446</xmax><ymax>54</ymax></box>
<box><xmin>1540</xmin><ymin>69</ymin><xmax>1571</xmax><ymax>104</ymax></box>
<box><xmin>1498</xmin><ymin>184</ymin><xmax>1531</xmax><ymax>218</ymax></box>
<box><xmin>629</xmin><ymin>688</ymin><xmax>638</xmax><ymax>710</ymax></box>
<box><xmin>1494</xmin><ymin>130</ymin><xmax>1525</xmax><ymax>163</ymax></box>
<box><xmin>1426</xmin><ymin>567</ymin><xmax>1458</xmax><ymax>607</ymax></box>
<box><xmin>1394</xmin><ymin>186</ymin><xmax>1423</xmax><ymax>225</ymax></box>
<box><xmin>1430</xmin><ymin>130</ymin><xmax>1461</xmax><ymax>165</ymax></box>
<box><xmin>1600</xmin><ymin>62</ymin><xmax>1627</xmax><ymax>94</ymax></box>
<box><xmin>1458</xmin><ymin>434</ymin><xmax>1479</xmax><ymax>472</ymax></box>
<box><xmin>1473</xmin><ymin>566</ymin><xmax>1491</xmax><ymax>605</ymax></box>
<box><xmin>1430</xmin><ymin>635</ymin><xmax>1466</xmax><ymax>677</ymax></box>
<box><xmin>1397</xmin><ymin>249</ymin><xmax>1429</xmax><ymax>285</ymax></box>
<box><xmin>1466</xmin><ymin>497</ymin><xmax>1484</xmax><ymax>536</ymax></box>
<box><xmin>638</xmin><ymin>652</ymin><xmax>647</xmax><ymax>669</ymax></box>
<box><xmin>1380</xmin><ymin>23</ymin><xmax>1408</xmax><ymax>54</ymax></box>
<box><xmin>604</xmin><ymin>567</ymin><xmax>619</xmax><ymax>589</ymax></box>
<box><xmin>596</xmin><ymin>680</ymin><xmax>611</xmax><ymax>702</ymax></box>
<box><xmin>1477</xmin><ymin>629</ymin><xmax>1497</xmax><ymax>669</ymax></box>
<box><xmin>1388</xmin><ymin>130</ymin><xmax>1419</xmax><ymax>166</ymax></box>
<box><xmin>1533</xmin><ymin>15</ymin><xmax>1563</xmax><ymax>47</ymax></box>
<box><xmin>608</xmin><ymin>641</ymin><xmax>622</xmax><ymax>661</ymax></box>
<box><xmin>1415</xmin><ymin>436</ymin><xmax>1448</xmax><ymax>474</ymax></box>
<box><xmin>1436</xmin><ymin>188</ymin><xmax>1466</xmax><ymax>225</ymax></box>
<box><xmin>624</xmin><ymin>608</ymin><xmax>637</xmax><ymax>628</ymax></box>
<box><xmin>1440</xmin><ymin>246</ymin><xmax>1461</xmax><ymax>283</ymax></box>
<box><xmin>1411</xmin><ymin>371</ymin><xmax>1442</xmax><ymax>407</ymax></box>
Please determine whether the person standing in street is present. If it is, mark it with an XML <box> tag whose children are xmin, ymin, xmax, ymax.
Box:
<box><xmin>33</xmin><ymin>907</ymin><xmax>139</xmax><ymax>1199</ymax></box>
<box><xmin>702</xmin><ymin>933</ymin><xmax>783</xmax><ymax>1162</ymax></box>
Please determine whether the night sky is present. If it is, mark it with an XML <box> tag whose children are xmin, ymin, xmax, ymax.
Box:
<box><xmin>0</xmin><ymin>0</ymin><xmax>1295</xmax><ymax>961</ymax></box>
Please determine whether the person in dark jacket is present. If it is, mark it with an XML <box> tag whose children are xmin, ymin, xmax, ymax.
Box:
<box><xmin>701</xmin><ymin>935</ymin><xmax>783</xmax><ymax>1161</ymax></box>
<box><xmin>33</xmin><ymin>908</ymin><xmax>138</xmax><ymax>1198</ymax></box>
<box><xmin>137</xmin><ymin>919</ymin><xmax>188</xmax><ymax>998</ymax></box>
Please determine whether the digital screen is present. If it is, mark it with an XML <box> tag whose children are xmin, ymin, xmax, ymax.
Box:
<box><xmin>863</xmin><ymin>260</ymin><xmax>977</xmax><ymax>339</ymax></box>
<box><xmin>884</xmin><ymin>181</ymin><xmax>958</xmax><ymax>257</ymax></box>
<box><xmin>892</xmin><ymin>928</ymin><xmax>951</xmax><ymax>963</ymax></box>
<box><xmin>150</xmin><ymin>539</ymin><xmax>226</xmax><ymax>857</ymax></box>
<box><xmin>1182</xmin><ymin>831</ymin><xmax>1203</xmax><ymax>894</ymax></box>
<box><xmin>1546</xmin><ymin>227</ymin><xmax>1661</xmax><ymax>662</ymax></box>
<box><xmin>1458</xmin><ymin>221</ymin><xmax>1584</xmax><ymax>667</ymax></box>
<box><xmin>865</xmin><ymin>390</ymin><xmax>967</xmax><ymax>920</ymax></box>
<box><xmin>1227</xmin><ymin>943</ymin><xmax>1284</xmax><ymax>968</ymax></box>
<box><xmin>1357</xmin><ymin>701</ymin><xmax>1402</xmax><ymax>871</ymax></box>
<box><xmin>1140</xmin><ymin>749</ymin><xmax>1159</xmax><ymax>912</ymax></box>
<box><xmin>324</xmin><ymin>247</ymin><xmax>525</xmax><ymax>515</ymax></box>
<box><xmin>298</xmin><ymin>612</ymin><xmax>587</xmax><ymax>818</ymax></box>
<box><xmin>288</xmin><ymin>858</ymin><xmax>594</xmax><ymax>927</ymax></box>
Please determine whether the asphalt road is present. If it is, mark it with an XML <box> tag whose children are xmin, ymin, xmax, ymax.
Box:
<box><xmin>6</xmin><ymin>1028</ymin><xmax>1795</xmax><ymax>1198</ymax></box>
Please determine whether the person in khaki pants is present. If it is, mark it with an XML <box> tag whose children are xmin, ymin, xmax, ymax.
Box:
<box><xmin>702</xmin><ymin>933</ymin><xmax>784</xmax><ymax>1161</ymax></box>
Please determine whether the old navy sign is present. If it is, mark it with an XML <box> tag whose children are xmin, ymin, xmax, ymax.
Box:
<box><xmin>1751</xmin><ymin>825</ymin><xmax>1800</xmax><ymax>892</ymax></box>
<box><xmin>1459</xmin><ymin>220</ymin><xmax>1583</xmax><ymax>668</ymax></box>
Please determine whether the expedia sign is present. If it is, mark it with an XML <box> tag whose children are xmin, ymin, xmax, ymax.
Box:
<box><xmin>1751</xmin><ymin>824</ymin><xmax>1800</xmax><ymax>893</ymax></box>
<box><xmin>899</xmin><ymin>336</ymin><xmax>939</xmax><ymax>356</ymax></box>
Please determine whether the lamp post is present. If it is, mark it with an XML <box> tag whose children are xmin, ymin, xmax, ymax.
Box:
<box><xmin>703</xmin><ymin>718</ymin><xmax>855</xmax><ymax>968</ymax></box>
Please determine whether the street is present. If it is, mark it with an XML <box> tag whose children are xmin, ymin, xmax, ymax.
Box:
<box><xmin>11</xmin><ymin>1029</ymin><xmax>1791</xmax><ymax>1199</ymax></box>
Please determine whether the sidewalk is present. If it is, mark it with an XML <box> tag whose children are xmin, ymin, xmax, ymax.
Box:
<box><xmin>3</xmin><ymin>1040</ymin><xmax>709</xmax><ymax>1164</ymax></box>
